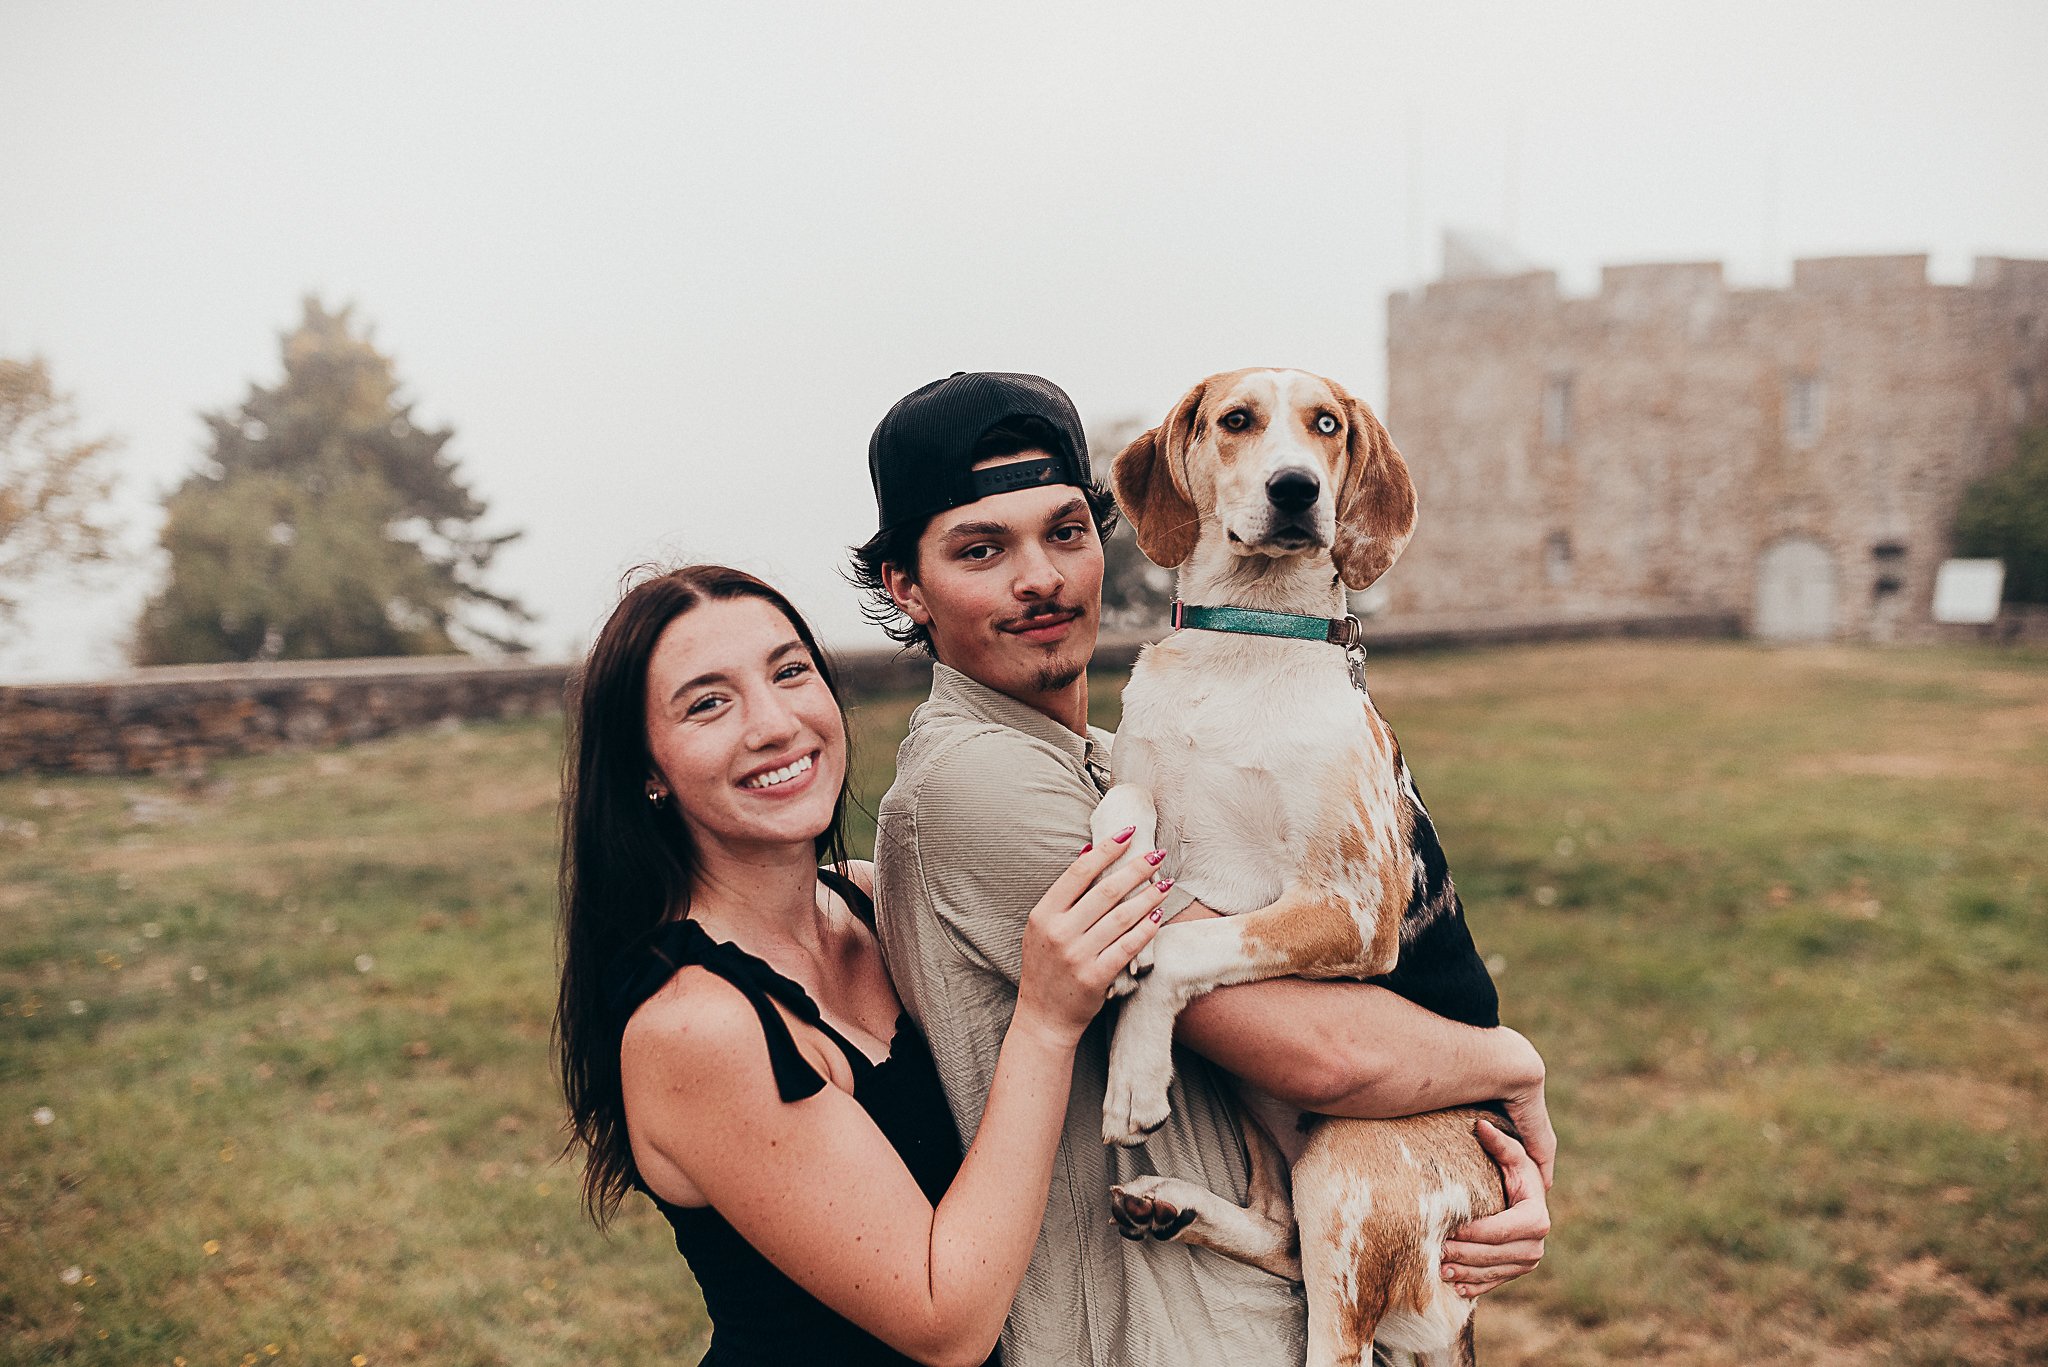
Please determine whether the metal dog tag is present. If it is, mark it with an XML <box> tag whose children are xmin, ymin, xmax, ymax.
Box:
<box><xmin>1347</xmin><ymin>645</ymin><xmax>1369</xmax><ymax>694</ymax></box>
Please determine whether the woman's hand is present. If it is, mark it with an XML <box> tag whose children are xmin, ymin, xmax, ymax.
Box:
<box><xmin>1440</xmin><ymin>1116</ymin><xmax>1550</xmax><ymax>1297</ymax></box>
<box><xmin>1013</xmin><ymin>828</ymin><xmax>1171</xmax><ymax>1046</ymax></box>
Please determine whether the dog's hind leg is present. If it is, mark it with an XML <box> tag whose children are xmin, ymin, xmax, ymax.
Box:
<box><xmin>1108</xmin><ymin>1174</ymin><xmax>1301</xmax><ymax>1280</ymax></box>
<box><xmin>1109</xmin><ymin>1098</ymin><xmax>1301</xmax><ymax>1278</ymax></box>
<box><xmin>1295</xmin><ymin>1160</ymin><xmax>1387</xmax><ymax>1367</ymax></box>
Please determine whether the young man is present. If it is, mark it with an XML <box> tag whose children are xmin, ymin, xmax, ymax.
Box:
<box><xmin>853</xmin><ymin>372</ymin><xmax>1553</xmax><ymax>1367</ymax></box>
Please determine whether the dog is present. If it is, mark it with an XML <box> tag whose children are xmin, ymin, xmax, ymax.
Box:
<box><xmin>1085</xmin><ymin>369</ymin><xmax>1514</xmax><ymax>1367</ymax></box>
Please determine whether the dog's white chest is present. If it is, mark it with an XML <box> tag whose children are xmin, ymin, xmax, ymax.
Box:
<box><xmin>1113</xmin><ymin>636</ymin><xmax>1376</xmax><ymax>915</ymax></box>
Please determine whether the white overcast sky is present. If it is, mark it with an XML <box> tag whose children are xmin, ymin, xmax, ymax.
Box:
<box><xmin>3</xmin><ymin>0</ymin><xmax>2045</xmax><ymax>679</ymax></box>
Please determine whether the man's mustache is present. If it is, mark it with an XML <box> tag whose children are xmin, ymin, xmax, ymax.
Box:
<box><xmin>1002</xmin><ymin>602</ymin><xmax>1086</xmax><ymax>630</ymax></box>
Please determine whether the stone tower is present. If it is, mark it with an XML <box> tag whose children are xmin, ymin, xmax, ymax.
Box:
<box><xmin>1383</xmin><ymin>253</ymin><xmax>2048</xmax><ymax>640</ymax></box>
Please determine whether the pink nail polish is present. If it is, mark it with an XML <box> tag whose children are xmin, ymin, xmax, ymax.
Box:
<box><xmin>1079</xmin><ymin>842</ymin><xmax>1092</xmax><ymax>854</ymax></box>
<box><xmin>1154</xmin><ymin>878</ymin><xmax>1173</xmax><ymax>893</ymax></box>
<box><xmin>1113</xmin><ymin>825</ymin><xmax>1137</xmax><ymax>843</ymax></box>
<box><xmin>1144</xmin><ymin>849</ymin><xmax>1166</xmax><ymax>866</ymax></box>
<box><xmin>1149</xmin><ymin>907</ymin><xmax>1162</xmax><ymax>923</ymax></box>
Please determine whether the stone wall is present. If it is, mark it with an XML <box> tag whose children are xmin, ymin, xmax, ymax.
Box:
<box><xmin>0</xmin><ymin>612</ymin><xmax>1738</xmax><ymax>775</ymax></box>
<box><xmin>1384</xmin><ymin>253</ymin><xmax>2048</xmax><ymax>641</ymax></box>
<box><xmin>0</xmin><ymin>657</ymin><xmax>577</xmax><ymax>777</ymax></box>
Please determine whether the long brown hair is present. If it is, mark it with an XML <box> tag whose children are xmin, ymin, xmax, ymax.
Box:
<box><xmin>555</xmin><ymin>564</ymin><xmax>853</xmax><ymax>1227</ymax></box>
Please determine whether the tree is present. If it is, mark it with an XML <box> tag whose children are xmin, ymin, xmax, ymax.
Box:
<box><xmin>1953</xmin><ymin>424</ymin><xmax>2048</xmax><ymax>605</ymax></box>
<box><xmin>0</xmin><ymin>357</ymin><xmax>119</xmax><ymax>625</ymax></box>
<box><xmin>135</xmin><ymin>299</ymin><xmax>530</xmax><ymax>664</ymax></box>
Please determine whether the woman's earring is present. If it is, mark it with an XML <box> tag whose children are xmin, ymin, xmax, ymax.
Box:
<box><xmin>646</xmin><ymin>786</ymin><xmax>668</xmax><ymax>809</ymax></box>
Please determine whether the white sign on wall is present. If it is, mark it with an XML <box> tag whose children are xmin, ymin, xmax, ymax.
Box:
<box><xmin>1931</xmin><ymin>559</ymin><xmax>2005</xmax><ymax>624</ymax></box>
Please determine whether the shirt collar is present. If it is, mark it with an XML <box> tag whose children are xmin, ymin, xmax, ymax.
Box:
<box><xmin>927</xmin><ymin>661</ymin><xmax>1111</xmax><ymax>769</ymax></box>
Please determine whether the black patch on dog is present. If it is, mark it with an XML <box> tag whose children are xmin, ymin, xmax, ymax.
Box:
<box><xmin>1365</xmin><ymin>745</ymin><xmax>1501</xmax><ymax>1031</ymax></box>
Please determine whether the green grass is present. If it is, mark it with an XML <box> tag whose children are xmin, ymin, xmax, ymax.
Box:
<box><xmin>3</xmin><ymin>641</ymin><xmax>2045</xmax><ymax>1365</ymax></box>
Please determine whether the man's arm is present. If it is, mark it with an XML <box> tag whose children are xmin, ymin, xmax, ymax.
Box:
<box><xmin>1168</xmin><ymin>900</ymin><xmax>1554</xmax><ymax>1183</ymax></box>
<box><xmin>1175</xmin><ymin>977</ymin><xmax>1553</xmax><ymax>1181</ymax></box>
<box><xmin>1171</xmin><ymin>908</ymin><xmax>1554</xmax><ymax>1291</ymax></box>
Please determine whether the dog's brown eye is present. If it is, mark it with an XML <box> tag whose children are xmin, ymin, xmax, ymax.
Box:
<box><xmin>1315</xmin><ymin>414</ymin><xmax>1339</xmax><ymax>436</ymax></box>
<box><xmin>1221</xmin><ymin>410</ymin><xmax>1251</xmax><ymax>432</ymax></box>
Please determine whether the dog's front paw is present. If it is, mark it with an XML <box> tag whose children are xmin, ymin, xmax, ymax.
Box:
<box><xmin>1101</xmin><ymin>1049</ymin><xmax>1174</xmax><ymax>1147</ymax></box>
<box><xmin>1110</xmin><ymin>1177</ymin><xmax>1202</xmax><ymax>1242</ymax></box>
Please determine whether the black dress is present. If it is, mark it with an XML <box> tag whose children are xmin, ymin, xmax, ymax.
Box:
<box><xmin>609</xmin><ymin>869</ymin><xmax>992</xmax><ymax>1367</ymax></box>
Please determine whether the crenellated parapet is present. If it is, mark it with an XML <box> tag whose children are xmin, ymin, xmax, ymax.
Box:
<box><xmin>1383</xmin><ymin>245</ymin><xmax>2048</xmax><ymax>642</ymax></box>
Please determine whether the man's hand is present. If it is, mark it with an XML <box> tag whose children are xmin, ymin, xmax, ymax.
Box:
<box><xmin>1493</xmin><ymin>1027</ymin><xmax>1555</xmax><ymax>1190</ymax></box>
<box><xmin>1439</xmin><ymin>1117</ymin><xmax>1549</xmax><ymax>1297</ymax></box>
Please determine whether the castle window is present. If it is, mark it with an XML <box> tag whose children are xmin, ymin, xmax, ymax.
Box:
<box><xmin>1544</xmin><ymin>531</ymin><xmax>1573</xmax><ymax>586</ymax></box>
<box><xmin>1785</xmin><ymin>375</ymin><xmax>1825</xmax><ymax>447</ymax></box>
<box><xmin>1542</xmin><ymin>376</ymin><xmax>1572</xmax><ymax>445</ymax></box>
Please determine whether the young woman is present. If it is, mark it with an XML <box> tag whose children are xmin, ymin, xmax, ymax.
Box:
<box><xmin>557</xmin><ymin>565</ymin><xmax>1169</xmax><ymax>1367</ymax></box>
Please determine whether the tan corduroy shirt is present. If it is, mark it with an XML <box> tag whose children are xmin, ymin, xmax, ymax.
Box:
<box><xmin>874</xmin><ymin>663</ymin><xmax>1307</xmax><ymax>1367</ymax></box>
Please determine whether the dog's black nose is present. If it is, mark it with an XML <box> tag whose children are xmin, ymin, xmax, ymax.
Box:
<box><xmin>1266</xmin><ymin>468</ymin><xmax>1321</xmax><ymax>513</ymax></box>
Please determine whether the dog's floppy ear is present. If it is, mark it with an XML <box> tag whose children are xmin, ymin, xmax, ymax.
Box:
<box><xmin>1113</xmin><ymin>381</ymin><xmax>1205</xmax><ymax>570</ymax></box>
<box><xmin>1332</xmin><ymin>390</ymin><xmax>1416</xmax><ymax>592</ymax></box>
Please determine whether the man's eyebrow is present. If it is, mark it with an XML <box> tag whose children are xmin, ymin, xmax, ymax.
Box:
<box><xmin>668</xmin><ymin>638</ymin><xmax>806</xmax><ymax>703</ymax></box>
<box><xmin>939</xmin><ymin>501</ymin><xmax>1089</xmax><ymax>544</ymax></box>
<box><xmin>938</xmin><ymin>519</ymin><xmax>1015</xmax><ymax>543</ymax></box>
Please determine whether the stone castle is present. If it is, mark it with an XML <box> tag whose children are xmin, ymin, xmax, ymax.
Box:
<box><xmin>1380</xmin><ymin>252</ymin><xmax>2048</xmax><ymax>640</ymax></box>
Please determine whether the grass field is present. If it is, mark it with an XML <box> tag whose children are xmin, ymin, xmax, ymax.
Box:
<box><xmin>3</xmin><ymin>640</ymin><xmax>2044</xmax><ymax>1366</ymax></box>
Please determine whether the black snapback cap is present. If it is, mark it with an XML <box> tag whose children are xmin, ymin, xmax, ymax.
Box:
<box><xmin>867</xmin><ymin>372</ymin><xmax>1092</xmax><ymax>534</ymax></box>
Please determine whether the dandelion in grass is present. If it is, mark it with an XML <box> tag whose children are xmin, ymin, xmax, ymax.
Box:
<box><xmin>352</xmin><ymin>1354</ymin><xmax>369</xmax><ymax>1365</ymax></box>
<box><xmin>141</xmin><ymin>922</ymin><xmax>162</xmax><ymax>938</ymax></box>
<box><xmin>203</xmin><ymin>1240</ymin><xmax>220</xmax><ymax>1256</ymax></box>
<box><xmin>60</xmin><ymin>1265</ymin><xmax>82</xmax><ymax>1285</ymax></box>
<box><xmin>33</xmin><ymin>1106</ymin><xmax>54</xmax><ymax>1126</ymax></box>
<box><xmin>188</xmin><ymin>966</ymin><xmax>207</xmax><ymax>983</ymax></box>
<box><xmin>1533</xmin><ymin>885</ymin><xmax>1558</xmax><ymax>906</ymax></box>
<box><xmin>68</xmin><ymin>1000</ymin><xmax>85</xmax><ymax>1015</ymax></box>
<box><xmin>82</xmin><ymin>1273</ymin><xmax>95</xmax><ymax>1285</ymax></box>
<box><xmin>354</xmin><ymin>954</ymin><xmax>375</xmax><ymax>974</ymax></box>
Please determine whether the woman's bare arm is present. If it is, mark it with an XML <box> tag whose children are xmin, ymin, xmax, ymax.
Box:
<box><xmin>623</xmin><ymin>841</ymin><xmax>1166</xmax><ymax>1367</ymax></box>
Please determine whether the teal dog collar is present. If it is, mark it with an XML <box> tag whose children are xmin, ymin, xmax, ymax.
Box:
<box><xmin>1170</xmin><ymin>600</ymin><xmax>1369</xmax><ymax>689</ymax></box>
<box><xmin>1172</xmin><ymin>600</ymin><xmax>1363</xmax><ymax>648</ymax></box>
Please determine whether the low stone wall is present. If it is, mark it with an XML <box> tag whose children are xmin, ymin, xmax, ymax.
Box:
<box><xmin>0</xmin><ymin>609</ymin><xmax>1747</xmax><ymax>776</ymax></box>
<box><xmin>0</xmin><ymin>657</ymin><xmax>576</xmax><ymax>777</ymax></box>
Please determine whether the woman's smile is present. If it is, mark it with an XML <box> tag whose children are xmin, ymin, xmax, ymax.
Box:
<box><xmin>739</xmin><ymin>750</ymin><xmax>819</xmax><ymax>793</ymax></box>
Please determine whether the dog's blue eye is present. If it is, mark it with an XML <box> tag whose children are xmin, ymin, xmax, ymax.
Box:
<box><xmin>1316</xmin><ymin>414</ymin><xmax>1339</xmax><ymax>435</ymax></box>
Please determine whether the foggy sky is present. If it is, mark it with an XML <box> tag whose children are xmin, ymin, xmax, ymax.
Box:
<box><xmin>4</xmin><ymin>0</ymin><xmax>2045</xmax><ymax>679</ymax></box>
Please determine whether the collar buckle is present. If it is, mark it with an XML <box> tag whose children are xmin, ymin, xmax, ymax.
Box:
<box><xmin>1326</xmin><ymin>614</ymin><xmax>1363</xmax><ymax>649</ymax></box>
